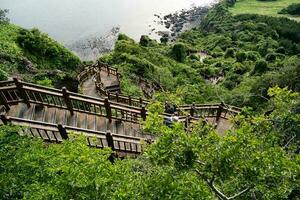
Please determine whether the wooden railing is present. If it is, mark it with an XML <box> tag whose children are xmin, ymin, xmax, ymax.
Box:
<box><xmin>178</xmin><ymin>103</ymin><xmax>241</xmax><ymax>120</ymax></box>
<box><xmin>0</xmin><ymin>78</ymin><xmax>240</xmax><ymax>126</ymax></box>
<box><xmin>0</xmin><ymin>78</ymin><xmax>147</xmax><ymax>123</ymax></box>
<box><xmin>0</xmin><ymin>115</ymin><xmax>147</xmax><ymax>154</ymax></box>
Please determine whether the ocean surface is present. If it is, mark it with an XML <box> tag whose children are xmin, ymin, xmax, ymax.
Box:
<box><xmin>1</xmin><ymin>0</ymin><xmax>216</xmax><ymax>60</ymax></box>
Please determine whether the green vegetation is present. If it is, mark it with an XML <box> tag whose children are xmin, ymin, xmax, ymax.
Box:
<box><xmin>100</xmin><ymin>3</ymin><xmax>300</xmax><ymax>111</ymax></box>
<box><xmin>279</xmin><ymin>3</ymin><xmax>300</xmax><ymax>15</ymax></box>
<box><xmin>1</xmin><ymin>1</ymin><xmax>300</xmax><ymax>199</ymax></box>
<box><xmin>0</xmin><ymin>9</ymin><xmax>82</xmax><ymax>88</ymax></box>
<box><xmin>229</xmin><ymin>0</ymin><xmax>300</xmax><ymax>21</ymax></box>
<box><xmin>0</xmin><ymin>87</ymin><xmax>299</xmax><ymax>199</ymax></box>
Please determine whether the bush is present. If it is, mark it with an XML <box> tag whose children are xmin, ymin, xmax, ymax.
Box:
<box><xmin>0</xmin><ymin>9</ymin><xmax>9</xmax><ymax>24</ymax></box>
<box><xmin>17</xmin><ymin>28</ymin><xmax>81</xmax><ymax>71</ymax></box>
<box><xmin>236</xmin><ymin>51</ymin><xmax>247</xmax><ymax>62</ymax></box>
<box><xmin>279</xmin><ymin>4</ymin><xmax>300</xmax><ymax>15</ymax></box>
<box><xmin>247</xmin><ymin>51</ymin><xmax>260</xmax><ymax>61</ymax></box>
<box><xmin>276</xmin><ymin>46</ymin><xmax>285</xmax><ymax>54</ymax></box>
<box><xmin>117</xmin><ymin>33</ymin><xmax>134</xmax><ymax>42</ymax></box>
<box><xmin>140</xmin><ymin>35</ymin><xmax>154</xmax><ymax>47</ymax></box>
<box><xmin>265</xmin><ymin>53</ymin><xmax>277</xmax><ymax>62</ymax></box>
<box><xmin>252</xmin><ymin>59</ymin><xmax>269</xmax><ymax>75</ymax></box>
<box><xmin>224</xmin><ymin>48</ymin><xmax>235</xmax><ymax>58</ymax></box>
<box><xmin>0</xmin><ymin>68</ymin><xmax>8</xmax><ymax>81</ymax></box>
<box><xmin>172</xmin><ymin>43</ymin><xmax>187</xmax><ymax>62</ymax></box>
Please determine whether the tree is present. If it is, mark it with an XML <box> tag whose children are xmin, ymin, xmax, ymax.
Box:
<box><xmin>236</xmin><ymin>51</ymin><xmax>247</xmax><ymax>63</ymax></box>
<box><xmin>251</xmin><ymin>59</ymin><xmax>268</xmax><ymax>75</ymax></box>
<box><xmin>172</xmin><ymin>43</ymin><xmax>187</xmax><ymax>62</ymax></box>
<box><xmin>145</xmin><ymin>88</ymin><xmax>300</xmax><ymax>199</ymax></box>
<box><xmin>0</xmin><ymin>9</ymin><xmax>9</xmax><ymax>24</ymax></box>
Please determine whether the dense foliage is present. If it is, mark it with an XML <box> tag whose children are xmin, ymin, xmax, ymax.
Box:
<box><xmin>0</xmin><ymin>8</ymin><xmax>82</xmax><ymax>88</ymax></box>
<box><xmin>0</xmin><ymin>2</ymin><xmax>300</xmax><ymax>199</ymax></box>
<box><xmin>0</xmin><ymin>87</ymin><xmax>299</xmax><ymax>199</ymax></box>
<box><xmin>279</xmin><ymin>3</ymin><xmax>300</xmax><ymax>15</ymax></box>
<box><xmin>100</xmin><ymin>3</ymin><xmax>300</xmax><ymax>112</ymax></box>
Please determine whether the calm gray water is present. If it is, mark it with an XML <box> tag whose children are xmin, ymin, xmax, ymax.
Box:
<box><xmin>1</xmin><ymin>0</ymin><xmax>216</xmax><ymax>43</ymax></box>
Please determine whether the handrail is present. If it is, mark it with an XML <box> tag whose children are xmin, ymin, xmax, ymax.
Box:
<box><xmin>0</xmin><ymin>115</ymin><xmax>147</xmax><ymax>154</ymax></box>
<box><xmin>0</xmin><ymin>78</ymin><xmax>146</xmax><ymax>123</ymax></box>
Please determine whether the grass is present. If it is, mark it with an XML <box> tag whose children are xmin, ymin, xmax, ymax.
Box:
<box><xmin>229</xmin><ymin>0</ymin><xmax>300</xmax><ymax>21</ymax></box>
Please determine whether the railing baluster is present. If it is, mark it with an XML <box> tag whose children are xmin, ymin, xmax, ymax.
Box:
<box><xmin>104</xmin><ymin>98</ymin><xmax>112</xmax><ymax>122</ymax></box>
<box><xmin>62</xmin><ymin>87</ymin><xmax>74</xmax><ymax>115</ymax></box>
<box><xmin>13</xmin><ymin>78</ymin><xmax>30</xmax><ymax>108</ymax></box>
<box><xmin>0</xmin><ymin>91</ymin><xmax>10</xmax><ymax>111</ymax></box>
<box><xmin>106</xmin><ymin>131</ymin><xmax>114</xmax><ymax>151</ymax></box>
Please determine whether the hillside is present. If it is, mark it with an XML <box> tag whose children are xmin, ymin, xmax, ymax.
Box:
<box><xmin>100</xmin><ymin>2</ymin><xmax>300</xmax><ymax>111</ymax></box>
<box><xmin>0</xmin><ymin>2</ymin><xmax>299</xmax><ymax>200</ymax></box>
<box><xmin>0</xmin><ymin>10</ymin><xmax>82</xmax><ymax>90</ymax></box>
<box><xmin>229</xmin><ymin>0</ymin><xmax>300</xmax><ymax>22</ymax></box>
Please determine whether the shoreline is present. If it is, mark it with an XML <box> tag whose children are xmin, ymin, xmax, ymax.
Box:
<box><xmin>68</xmin><ymin>3</ymin><xmax>216</xmax><ymax>61</ymax></box>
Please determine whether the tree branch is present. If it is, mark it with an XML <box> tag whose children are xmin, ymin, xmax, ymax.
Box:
<box><xmin>207</xmin><ymin>179</ymin><xmax>250</xmax><ymax>200</ymax></box>
<box><xmin>284</xmin><ymin>134</ymin><xmax>296</xmax><ymax>149</ymax></box>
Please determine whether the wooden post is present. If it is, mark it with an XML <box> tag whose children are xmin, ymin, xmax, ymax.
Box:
<box><xmin>190</xmin><ymin>103</ymin><xmax>196</xmax><ymax>117</ymax></box>
<box><xmin>185</xmin><ymin>115</ymin><xmax>190</xmax><ymax>131</ymax></box>
<box><xmin>141</xmin><ymin>106</ymin><xmax>147</xmax><ymax>121</ymax></box>
<box><xmin>13</xmin><ymin>77</ymin><xmax>30</xmax><ymax>108</ymax></box>
<box><xmin>57</xmin><ymin>124</ymin><xmax>68</xmax><ymax>140</ymax></box>
<box><xmin>107</xmin><ymin>91</ymin><xmax>111</xmax><ymax>100</ymax></box>
<box><xmin>106</xmin><ymin>130</ymin><xmax>115</xmax><ymax>151</ymax></box>
<box><xmin>0</xmin><ymin>115</ymin><xmax>9</xmax><ymax>125</ymax></box>
<box><xmin>106</xmin><ymin>130</ymin><xmax>115</xmax><ymax>163</ymax></box>
<box><xmin>107</xmin><ymin>66</ymin><xmax>110</xmax><ymax>76</ymax></box>
<box><xmin>96</xmin><ymin>71</ymin><xmax>101</xmax><ymax>83</ymax></box>
<box><xmin>62</xmin><ymin>87</ymin><xmax>74</xmax><ymax>115</ymax></box>
<box><xmin>139</xmin><ymin>97</ymin><xmax>143</xmax><ymax>107</ymax></box>
<box><xmin>0</xmin><ymin>92</ymin><xmax>10</xmax><ymax>111</ymax></box>
<box><xmin>128</xmin><ymin>96</ymin><xmax>132</xmax><ymax>106</ymax></box>
<box><xmin>116</xmin><ymin>93</ymin><xmax>119</xmax><ymax>102</ymax></box>
<box><xmin>104</xmin><ymin>97</ymin><xmax>112</xmax><ymax>122</ymax></box>
<box><xmin>216</xmin><ymin>103</ymin><xmax>224</xmax><ymax>122</ymax></box>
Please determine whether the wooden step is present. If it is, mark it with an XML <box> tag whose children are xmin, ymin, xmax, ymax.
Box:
<box><xmin>76</xmin><ymin>112</ymin><xmax>87</xmax><ymax>129</ymax></box>
<box><xmin>95</xmin><ymin>116</ymin><xmax>107</xmax><ymax>132</ymax></box>
<box><xmin>86</xmin><ymin>114</ymin><xmax>96</xmax><ymax>130</ymax></box>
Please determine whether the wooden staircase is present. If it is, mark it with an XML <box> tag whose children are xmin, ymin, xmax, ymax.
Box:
<box><xmin>0</xmin><ymin>62</ymin><xmax>241</xmax><ymax>155</ymax></box>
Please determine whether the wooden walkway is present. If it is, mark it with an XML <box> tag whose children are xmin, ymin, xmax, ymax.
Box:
<box><xmin>0</xmin><ymin>62</ymin><xmax>241</xmax><ymax>155</ymax></box>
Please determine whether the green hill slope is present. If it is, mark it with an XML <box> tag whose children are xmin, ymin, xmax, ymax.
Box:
<box><xmin>0</xmin><ymin>11</ymin><xmax>82</xmax><ymax>89</ymax></box>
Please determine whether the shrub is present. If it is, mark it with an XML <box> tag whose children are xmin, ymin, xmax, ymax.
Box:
<box><xmin>252</xmin><ymin>59</ymin><xmax>269</xmax><ymax>75</ymax></box>
<box><xmin>172</xmin><ymin>43</ymin><xmax>187</xmax><ymax>62</ymax></box>
<box><xmin>224</xmin><ymin>48</ymin><xmax>235</xmax><ymax>58</ymax></box>
<box><xmin>247</xmin><ymin>51</ymin><xmax>260</xmax><ymax>61</ymax></box>
<box><xmin>279</xmin><ymin>4</ymin><xmax>300</xmax><ymax>15</ymax></box>
<box><xmin>265</xmin><ymin>53</ymin><xmax>277</xmax><ymax>62</ymax></box>
<box><xmin>276</xmin><ymin>46</ymin><xmax>285</xmax><ymax>54</ymax></box>
<box><xmin>140</xmin><ymin>35</ymin><xmax>153</xmax><ymax>47</ymax></box>
<box><xmin>160</xmin><ymin>36</ymin><xmax>169</xmax><ymax>44</ymax></box>
<box><xmin>233</xmin><ymin>62</ymin><xmax>248</xmax><ymax>75</ymax></box>
<box><xmin>0</xmin><ymin>68</ymin><xmax>8</xmax><ymax>81</ymax></box>
<box><xmin>36</xmin><ymin>78</ymin><xmax>53</xmax><ymax>87</ymax></box>
<box><xmin>117</xmin><ymin>33</ymin><xmax>134</xmax><ymax>42</ymax></box>
<box><xmin>17</xmin><ymin>28</ymin><xmax>81</xmax><ymax>71</ymax></box>
<box><xmin>236</xmin><ymin>51</ymin><xmax>247</xmax><ymax>62</ymax></box>
<box><xmin>0</xmin><ymin>9</ymin><xmax>9</xmax><ymax>24</ymax></box>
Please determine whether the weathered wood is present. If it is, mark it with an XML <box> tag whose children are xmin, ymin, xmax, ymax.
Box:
<box><xmin>0</xmin><ymin>91</ymin><xmax>10</xmax><ymax>111</ymax></box>
<box><xmin>57</xmin><ymin>124</ymin><xmax>68</xmax><ymax>140</ymax></box>
<box><xmin>13</xmin><ymin>78</ymin><xmax>30</xmax><ymax>108</ymax></box>
<box><xmin>0</xmin><ymin>114</ymin><xmax>8</xmax><ymax>125</ymax></box>
<box><xmin>62</xmin><ymin>87</ymin><xmax>74</xmax><ymax>115</ymax></box>
<box><xmin>104</xmin><ymin>97</ymin><xmax>112</xmax><ymax>122</ymax></box>
<box><xmin>106</xmin><ymin>130</ymin><xmax>115</xmax><ymax>151</ymax></box>
<box><xmin>216</xmin><ymin>103</ymin><xmax>224</xmax><ymax>122</ymax></box>
<box><xmin>141</xmin><ymin>106</ymin><xmax>147</xmax><ymax>121</ymax></box>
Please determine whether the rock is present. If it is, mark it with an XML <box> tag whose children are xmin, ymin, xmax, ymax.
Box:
<box><xmin>22</xmin><ymin>58</ymin><xmax>37</xmax><ymax>73</ymax></box>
